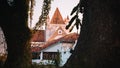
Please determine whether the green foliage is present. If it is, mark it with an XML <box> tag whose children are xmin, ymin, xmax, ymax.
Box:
<box><xmin>76</xmin><ymin>18</ymin><xmax>81</xmax><ymax>29</ymax></box>
<box><xmin>70</xmin><ymin>3</ymin><xmax>79</xmax><ymax>15</ymax></box>
<box><xmin>66</xmin><ymin>15</ymin><xmax>78</xmax><ymax>29</ymax></box>
<box><xmin>66</xmin><ymin>1</ymin><xmax>83</xmax><ymax>32</ymax></box>
<box><xmin>33</xmin><ymin>0</ymin><xmax>52</xmax><ymax>31</ymax></box>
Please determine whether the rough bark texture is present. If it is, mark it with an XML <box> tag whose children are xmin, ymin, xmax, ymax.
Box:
<box><xmin>63</xmin><ymin>0</ymin><xmax>120</xmax><ymax>68</ymax></box>
<box><xmin>0</xmin><ymin>0</ymin><xmax>31</xmax><ymax>68</ymax></box>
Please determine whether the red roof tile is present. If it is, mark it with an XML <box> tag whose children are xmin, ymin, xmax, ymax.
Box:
<box><xmin>31</xmin><ymin>33</ymin><xmax>79</xmax><ymax>52</ymax></box>
<box><xmin>62</xmin><ymin>33</ymin><xmax>79</xmax><ymax>41</ymax></box>
<box><xmin>31</xmin><ymin>30</ymin><xmax>45</xmax><ymax>42</ymax></box>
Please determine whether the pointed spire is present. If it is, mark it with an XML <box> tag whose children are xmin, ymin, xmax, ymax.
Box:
<box><xmin>50</xmin><ymin>8</ymin><xmax>65</xmax><ymax>24</ymax></box>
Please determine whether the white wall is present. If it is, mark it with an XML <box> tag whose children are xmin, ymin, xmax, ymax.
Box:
<box><xmin>42</xmin><ymin>42</ymin><xmax>62</xmax><ymax>52</ymax></box>
<box><xmin>32</xmin><ymin>41</ymin><xmax>76</xmax><ymax>66</ymax></box>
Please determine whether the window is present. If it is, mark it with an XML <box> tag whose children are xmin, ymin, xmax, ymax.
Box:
<box><xmin>32</xmin><ymin>52</ymin><xmax>40</xmax><ymax>59</ymax></box>
<box><xmin>43</xmin><ymin>52</ymin><xmax>59</xmax><ymax>60</ymax></box>
<box><xmin>58</xmin><ymin>29</ymin><xmax>62</xmax><ymax>34</ymax></box>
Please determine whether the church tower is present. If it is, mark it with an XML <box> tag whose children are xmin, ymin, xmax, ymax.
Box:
<box><xmin>46</xmin><ymin>8</ymin><xmax>69</xmax><ymax>41</ymax></box>
<box><xmin>50</xmin><ymin>8</ymin><xmax>65</xmax><ymax>24</ymax></box>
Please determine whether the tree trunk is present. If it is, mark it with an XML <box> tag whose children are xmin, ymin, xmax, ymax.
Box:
<box><xmin>0</xmin><ymin>0</ymin><xmax>31</xmax><ymax>68</ymax></box>
<box><xmin>63</xmin><ymin>0</ymin><xmax>120</xmax><ymax>68</ymax></box>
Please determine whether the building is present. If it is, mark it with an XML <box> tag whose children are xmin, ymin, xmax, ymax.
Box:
<box><xmin>31</xmin><ymin>8</ymin><xmax>79</xmax><ymax>66</ymax></box>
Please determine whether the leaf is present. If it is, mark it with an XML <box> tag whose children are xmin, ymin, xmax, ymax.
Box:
<box><xmin>75</xmin><ymin>18</ymin><xmax>80</xmax><ymax>29</ymax></box>
<box><xmin>69</xmin><ymin>26</ymin><xmax>74</xmax><ymax>32</ymax></box>
<box><xmin>66</xmin><ymin>25</ymin><xmax>70</xmax><ymax>29</ymax></box>
<box><xmin>70</xmin><ymin>4</ymin><xmax>79</xmax><ymax>15</ymax></box>
<box><xmin>66</xmin><ymin>15</ymin><xmax>77</xmax><ymax>29</ymax></box>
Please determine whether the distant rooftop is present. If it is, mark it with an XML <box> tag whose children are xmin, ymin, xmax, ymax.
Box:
<box><xmin>31</xmin><ymin>30</ymin><xmax>45</xmax><ymax>42</ymax></box>
<box><xmin>31</xmin><ymin>33</ymin><xmax>79</xmax><ymax>52</ymax></box>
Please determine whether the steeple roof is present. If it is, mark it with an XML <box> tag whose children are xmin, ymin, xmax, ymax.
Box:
<box><xmin>50</xmin><ymin>8</ymin><xmax>65</xmax><ymax>24</ymax></box>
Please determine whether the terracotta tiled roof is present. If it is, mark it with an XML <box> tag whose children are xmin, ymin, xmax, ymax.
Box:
<box><xmin>50</xmin><ymin>8</ymin><xmax>65</xmax><ymax>24</ymax></box>
<box><xmin>31</xmin><ymin>30</ymin><xmax>45</xmax><ymax>42</ymax></box>
<box><xmin>31</xmin><ymin>33</ymin><xmax>79</xmax><ymax>52</ymax></box>
<box><xmin>62</xmin><ymin>33</ymin><xmax>79</xmax><ymax>42</ymax></box>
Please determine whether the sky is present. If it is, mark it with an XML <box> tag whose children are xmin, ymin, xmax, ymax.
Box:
<box><xmin>30</xmin><ymin>0</ymin><xmax>81</xmax><ymax>28</ymax></box>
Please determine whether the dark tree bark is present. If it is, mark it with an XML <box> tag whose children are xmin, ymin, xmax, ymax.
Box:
<box><xmin>63</xmin><ymin>0</ymin><xmax>120</xmax><ymax>68</ymax></box>
<box><xmin>0</xmin><ymin>0</ymin><xmax>31</xmax><ymax>68</ymax></box>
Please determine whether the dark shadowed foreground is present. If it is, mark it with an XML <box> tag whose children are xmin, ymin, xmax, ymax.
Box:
<box><xmin>63</xmin><ymin>0</ymin><xmax>120</xmax><ymax>68</ymax></box>
<box><xmin>0</xmin><ymin>0</ymin><xmax>31</xmax><ymax>68</ymax></box>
